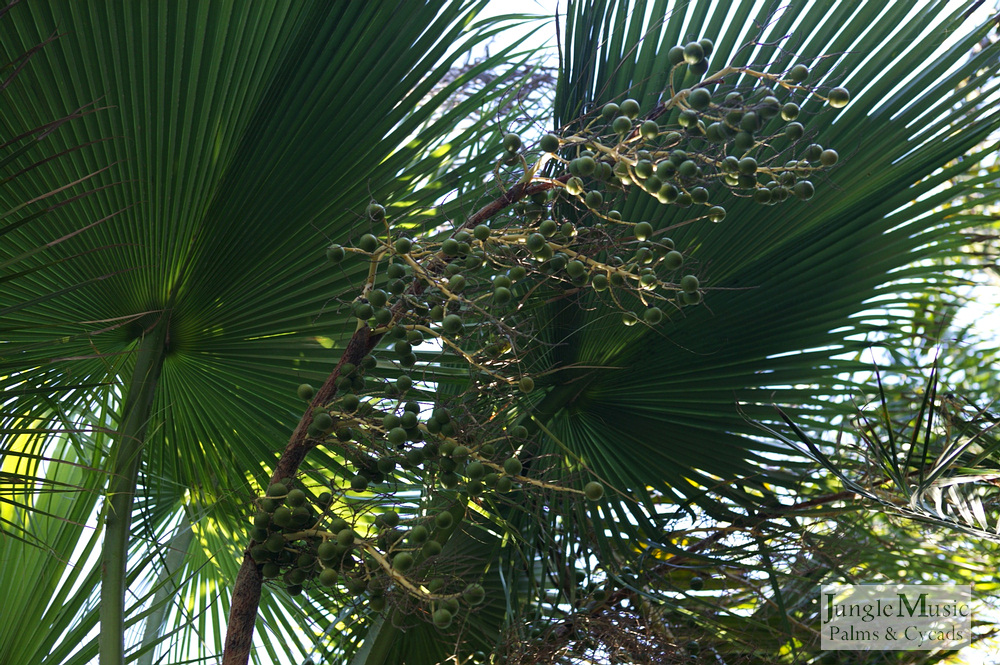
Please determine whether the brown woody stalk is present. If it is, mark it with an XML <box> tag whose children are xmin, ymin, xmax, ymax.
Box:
<box><xmin>221</xmin><ymin>177</ymin><xmax>559</xmax><ymax>665</ymax></box>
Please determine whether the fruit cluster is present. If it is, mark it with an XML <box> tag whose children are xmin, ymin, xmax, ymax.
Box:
<box><xmin>251</xmin><ymin>40</ymin><xmax>846</xmax><ymax>642</ymax></box>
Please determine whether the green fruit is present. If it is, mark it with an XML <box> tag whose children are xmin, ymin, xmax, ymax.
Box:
<box><xmin>313</xmin><ymin>412</ymin><xmax>333</xmax><ymax>432</ymax></box>
<box><xmin>683</xmin><ymin>41</ymin><xmax>704</xmax><ymax>64</ymax></box>
<box><xmin>435</xmin><ymin>511</ymin><xmax>454</xmax><ymax>530</ymax></box>
<box><xmin>496</xmin><ymin>476</ymin><xmax>514</xmax><ymax>493</ymax></box>
<box><xmin>319</xmin><ymin>567</ymin><xmax>338</xmax><ymax>587</ymax></box>
<box><xmin>584</xmin><ymin>481</ymin><xmax>605</xmax><ymax>501</ymax></box>
<box><xmin>699</xmin><ymin>37</ymin><xmax>714</xmax><ymax>56</ymax></box>
<box><xmin>634</xmin><ymin>221</ymin><xmax>653</xmax><ymax>241</ymax></box>
<box><xmin>526</xmin><ymin>232</ymin><xmax>546</xmax><ymax>252</ymax></box>
<box><xmin>707</xmin><ymin>205</ymin><xmax>726</xmax><ymax>223</ymax></box>
<box><xmin>265</xmin><ymin>533</ymin><xmax>285</xmax><ymax>553</ymax></box>
<box><xmin>354</xmin><ymin>302</ymin><xmax>374</xmax><ymax>320</ymax></box>
<box><xmin>394</xmin><ymin>237</ymin><xmax>412</xmax><ymax>254</ymax></box>
<box><xmin>738</xmin><ymin>157</ymin><xmax>757</xmax><ymax>175</ymax></box>
<box><xmin>464</xmin><ymin>583</ymin><xmax>486</xmax><ymax>606</ymax></box>
<box><xmin>408</xmin><ymin>525</ymin><xmax>429</xmax><ymax>544</ymax></box>
<box><xmin>350</xmin><ymin>475</ymin><xmax>369</xmax><ymax>492</ymax></box>
<box><xmin>680</xmin><ymin>274</ymin><xmax>700</xmax><ymax>293</ymax></box>
<box><xmin>643</xmin><ymin>307</ymin><xmax>663</xmax><ymax>325</ymax></box>
<box><xmin>664</xmin><ymin>251</ymin><xmax>684</xmax><ymax>270</ymax></box>
<box><xmin>393</xmin><ymin>551</ymin><xmax>414</xmax><ymax>571</ymax></box>
<box><xmin>442</xmin><ymin>314</ymin><xmax>463</xmax><ymax>335</ymax></box>
<box><xmin>358</xmin><ymin>233</ymin><xmax>379</xmax><ymax>253</ymax></box>
<box><xmin>473</xmin><ymin>223</ymin><xmax>491</xmax><ymax>241</ymax></box>
<box><xmin>326</xmin><ymin>244</ymin><xmax>345</xmax><ymax>262</ymax></box>
<box><xmin>827</xmin><ymin>86</ymin><xmax>850</xmax><ymax>108</ymax></box>
<box><xmin>433</xmin><ymin>608</ymin><xmax>453</xmax><ymax>629</ymax></box>
<box><xmin>566</xmin><ymin>260</ymin><xmax>586</xmax><ymax>279</ymax></box>
<box><xmin>337</xmin><ymin>528</ymin><xmax>355</xmax><ymax>547</ymax></box>
<box><xmin>620</xmin><ymin>98</ymin><xmax>640</xmax><ymax>118</ymax></box>
<box><xmin>297</xmin><ymin>383</ymin><xmax>314</xmax><ymax>401</ymax></box>
<box><xmin>781</xmin><ymin>102</ymin><xmax>800</xmax><ymax>121</ymax></box>
<box><xmin>539</xmin><ymin>133</ymin><xmax>560</xmax><ymax>152</ymax></box>
<box><xmin>465</xmin><ymin>461</ymin><xmax>485</xmax><ymax>479</ymax></box>
<box><xmin>785</xmin><ymin>122</ymin><xmax>804</xmax><ymax>141</ymax></box>
<box><xmin>266</xmin><ymin>482</ymin><xmax>288</xmax><ymax>498</ymax></box>
<box><xmin>787</xmin><ymin>63</ymin><xmax>809</xmax><ymax>82</ymax></box>
<box><xmin>261</xmin><ymin>562</ymin><xmax>281</xmax><ymax>578</ymax></box>
<box><xmin>592</xmin><ymin>273</ymin><xmax>609</xmax><ymax>291</ymax></box>
<box><xmin>793</xmin><ymin>180</ymin><xmax>815</xmax><ymax>200</ymax></box>
<box><xmin>584</xmin><ymin>190</ymin><xmax>604</xmax><ymax>208</ymax></box>
<box><xmin>503</xmin><ymin>132</ymin><xmax>522</xmax><ymax>152</ymax></box>
<box><xmin>518</xmin><ymin>376</ymin><xmax>535</xmax><ymax>393</ymax></box>
<box><xmin>622</xmin><ymin>311</ymin><xmax>638</xmax><ymax>326</ymax></box>
<box><xmin>601</xmin><ymin>102</ymin><xmax>620</xmax><ymax>119</ymax></box>
<box><xmin>688</xmin><ymin>88</ymin><xmax>711</xmax><ymax>110</ymax></box>
<box><xmin>640</xmin><ymin>119</ymin><xmax>659</xmax><ymax>140</ymax></box>
<box><xmin>566</xmin><ymin>176</ymin><xmax>585</xmax><ymax>196</ymax></box>
<box><xmin>503</xmin><ymin>457</ymin><xmax>523</xmax><ymax>476</ymax></box>
<box><xmin>805</xmin><ymin>143</ymin><xmax>823</xmax><ymax>162</ymax></box>
<box><xmin>573</xmin><ymin>156</ymin><xmax>596</xmax><ymax>176</ymax></box>
<box><xmin>689</xmin><ymin>575</ymin><xmax>704</xmax><ymax>590</ymax></box>
<box><xmin>286</xmin><ymin>489</ymin><xmax>307</xmax><ymax>507</ymax></box>
<box><xmin>387</xmin><ymin>427</ymin><xmax>407</xmax><ymax>446</ymax></box>
<box><xmin>612</xmin><ymin>115</ymin><xmax>632</xmax><ymax>135</ymax></box>
<box><xmin>820</xmin><ymin>149</ymin><xmax>839</xmax><ymax>166</ymax></box>
<box><xmin>511</xmin><ymin>425</ymin><xmax>528</xmax><ymax>439</ymax></box>
<box><xmin>423</xmin><ymin>540</ymin><xmax>443</xmax><ymax>557</ymax></box>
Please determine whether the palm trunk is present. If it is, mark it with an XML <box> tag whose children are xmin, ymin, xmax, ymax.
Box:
<box><xmin>100</xmin><ymin>314</ymin><xmax>170</xmax><ymax>665</ymax></box>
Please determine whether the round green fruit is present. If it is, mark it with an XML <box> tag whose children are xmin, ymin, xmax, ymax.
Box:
<box><xmin>584</xmin><ymin>481</ymin><xmax>605</xmax><ymax>501</ymax></box>
<box><xmin>683</xmin><ymin>41</ymin><xmax>704</xmax><ymax>64</ymax></box>
<box><xmin>787</xmin><ymin>63</ymin><xmax>809</xmax><ymax>82</ymax></box>
<box><xmin>820</xmin><ymin>149</ymin><xmax>839</xmax><ymax>166</ymax></box>
<box><xmin>266</xmin><ymin>482</ymin><xmax>288</xmax><ymax>498</ymax></box>
<box><xmin>326</xmin><ymin>244</ymin><xmax>345</xmax><ymax>262</ymax></box>
<box><xmin>358</xmin><ymin>233</ymin><xmax>379</xmax><ymax>253</ymax></box>
<box><xmin>297</xmin><ymin>383</ymin><xmax>314</xmax><ymax>401</ymax></box>
<box><xmin>643</xmin><ymin>307</ymin><xmax>663</xmax><ymax>325</ymax></box>
<box><xmin>433</xmin><ymin>608</ymin><xmax>453</xmax><ymax>629</ymax></box>
<box><xmin>539</xmin><ymin>133</ymin><xmax>560</xmax><ymax>152</ymax></box>
<box><xmin>493</xmin><ymin>286</ymin><xmax>512</xmax><ymax>304</ymax></box>
<box><xmin>601</xmin><ymin>102</ymin><xmax>619</xmax><ymax>119</ymax></box>
<box><xmin>680</xmin><ymin>274</ymin><xmax>700</xmax><ymax>293</ymax></box>
<box><xmin>640</xmin><ymin>119</ymin><xmax>659</xmax><ymax>140</ymax></box>
<box><xmin>442</xmin><ymin>314</ymin><xmax>463</xmax><ymax>335</ymax></box>
<box><xmin>503</xmin><ymin>457</ymin><xmax>523</xmax><ymax>476</ymax></box>
<box><xmin>585</xmin><ymin>190</ymin><xmax>604</xmax><ymax>208</ymax></box>
<box><xmin>393</xmin><ymin>551</ymin><xmax>414</xmax><ymax>571</ymax></box>
<box><xmin>620</xmin><ymin>98</ymin><xmax>640</xmax><ymax>118</ymax></box>
<box><xmin>827</xmin><ymin>86</ymin><xmax>850</xmax><ymax>108</ymax></box>
<box><xmin>689</xmin><ymin>575</ymin><xmax>704</xmax><ymax>590</ymax></box>
<box><xmin>634</xmin><ymin>221</ymin><xmax>653</xmax><ymax>241</ymax></box>
<box><xmin>688</xmin><ymin>88</ymin><xmax>711</xmax><ymax>110</ymax></box>
<box><xmin>464</xmin><ymin>583</ymin><xmax>486</xmax><ymax>606</ymax></box>
<box><xmin>518</xmin><ymin>376</ymin><xmax>535</xmax><ymax>393</ymax></box>
<box><xmin>503</xmin><ymin>132</ymin><xmax>522</xmax><ymax>152</ymax></box>
<box><xmin>435</xmin><ymin>511</ymin><xmax>455</xmax><ymax>530</ymax></box>
<box><xmin>612</xmin><ymin>115</ymin><xmax>632</xmax><ymax>135</ymax></box>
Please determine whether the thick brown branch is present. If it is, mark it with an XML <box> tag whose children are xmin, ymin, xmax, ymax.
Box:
<box><xmin>221</xmin><ymin>171</ymin><xmax>553</xmax><ymax>664</ymax></box>
<box><xmin>222</xmin><ymin>326</ymin><xmax>375</xmax><ymax>665</ymax></box>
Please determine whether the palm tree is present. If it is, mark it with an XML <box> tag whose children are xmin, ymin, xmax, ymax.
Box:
<box><xmin>2</xmin><ymin>1</ymin><xmax>999</xmax><ymax>664</ymax></box>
